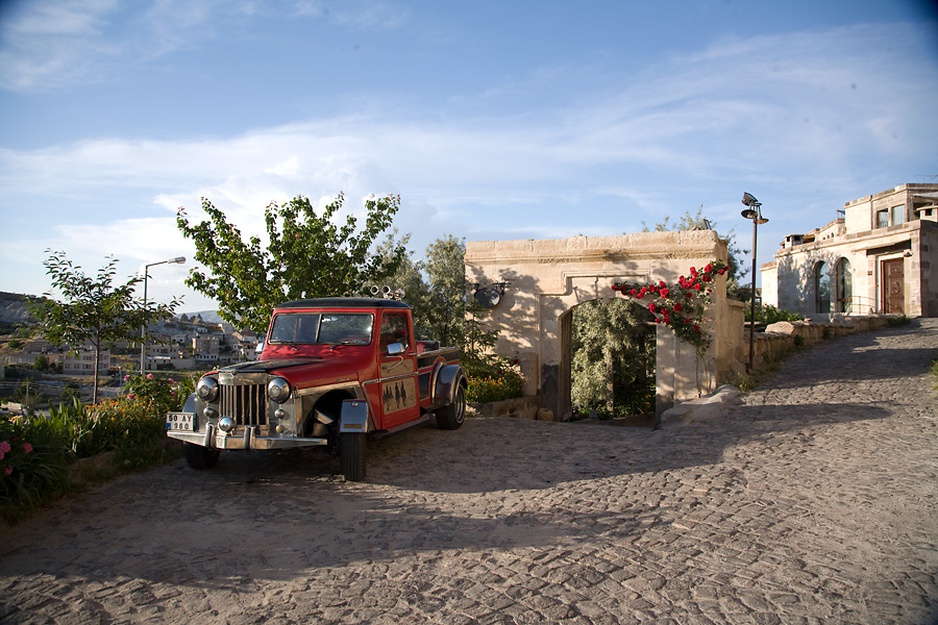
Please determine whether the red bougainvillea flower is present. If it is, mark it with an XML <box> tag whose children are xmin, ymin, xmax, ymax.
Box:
<box><xmin>610</xmin><ymin>259</ymin><xmax>727</xmax><ymax>356</ymax></box>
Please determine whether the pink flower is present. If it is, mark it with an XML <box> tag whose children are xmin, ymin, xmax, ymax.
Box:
<box><xmin>648</xmin><ymin>302</ymin><xmax>657</xmax><ymax>313</ymax></box>
<box><xmin>123</xmin><ymin>374</ymin><xmax>131</xmax><ymax>382</ymax></box>
<box><xmin>22</xmin><ymin>442</ymin><xmax>32</xmax><ymax>454</ymax></box>
<box><xmin>659</xmin><ymin>287</ymin><xmax>669</xmax><ymax>298</ymax></box>
<box><xmin>167</xmin><ymin>378</ymin><xmax>175</xmax><ymax>384</ymax></box>
<box><xmin>146</xmin><ymin>373</ymin><xmax>155</xmax><ymax>380</ymax></box>
<box><xmin>0</xmin><ymin>441</ymin><xmax>10</xmax><ymax>455</ymax></box>
<box><xmin>3</xmin><ymin>466</ymin><xmax>11</xmax><ymax>477</ymax></box>
<box><xmin>127</xmin><ymin>394</ymin><xmax>136</xmax><ymax>400</ymax></box>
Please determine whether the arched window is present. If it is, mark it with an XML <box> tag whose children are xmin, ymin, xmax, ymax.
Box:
<box><xmin>835</xmin><ymin>258</ymin><xmax>852</xmax><ymax>313</ymax></box>
<box><xmin>815</xmin><ymin>261</ymin><xmax>831</xmax><ymax>313</ymax></box>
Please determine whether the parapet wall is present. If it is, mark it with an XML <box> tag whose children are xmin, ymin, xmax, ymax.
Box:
<box><xmin>748</xmin><ymin>316</ymin><xmax>891</xmax><ymax>373</ymax></box>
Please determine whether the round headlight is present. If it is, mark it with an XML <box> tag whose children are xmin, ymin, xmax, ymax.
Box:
<box><xmin>267</xmin><ymin>377</ymin><xmax>291</xmax><ymax>403</ymax></box>
<box><xmin>196</xmin><ymin>376</ymin><xmax>219</xmax><ymax>402</ymax></box>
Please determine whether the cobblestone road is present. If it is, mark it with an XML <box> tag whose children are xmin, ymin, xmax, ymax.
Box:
<box><xmin>1</xmin><ymin>319</ymin><xmax>936</xmax><ymax>625</ymax></box>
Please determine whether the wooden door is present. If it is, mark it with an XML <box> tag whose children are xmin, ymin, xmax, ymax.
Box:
<box><xmin>881</xmin><ymin>258</ymin><xmax>905</xmax><ymax>314</ymax></box>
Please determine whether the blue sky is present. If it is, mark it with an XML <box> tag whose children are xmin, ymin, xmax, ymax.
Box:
<box><xmin>1</xmin><ymin>0</ymin><xmax>937</xmax><ymax>313</ymax></box>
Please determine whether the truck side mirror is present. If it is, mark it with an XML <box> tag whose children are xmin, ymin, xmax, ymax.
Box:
<box><xmin>386</xmin><ymin>342</ymin><xmax>404</xmax><ymax>356</ymax></box>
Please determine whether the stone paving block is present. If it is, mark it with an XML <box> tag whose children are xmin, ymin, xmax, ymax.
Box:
<box><xmin>2</xmin><ymin>320</ymin><xmax>938</xmax><ymax>624</ymax></box>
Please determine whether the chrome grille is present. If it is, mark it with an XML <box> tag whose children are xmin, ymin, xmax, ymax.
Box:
<box><xmin>220</xmin><ymin>382</ymin><xmax>268</xmax><ymax>427</ymax></box>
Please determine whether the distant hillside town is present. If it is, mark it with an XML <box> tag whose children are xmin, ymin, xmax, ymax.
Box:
<box><xmin>0</xmin><ymin>292</ymin><xmax>256</xmax><ymax>375</ymax></box>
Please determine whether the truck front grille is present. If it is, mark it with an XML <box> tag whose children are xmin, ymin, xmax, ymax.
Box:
<box><xmin>220</xmin><ymin>383</ymin><xmax>268</xmax><ymax>427</ymax></box>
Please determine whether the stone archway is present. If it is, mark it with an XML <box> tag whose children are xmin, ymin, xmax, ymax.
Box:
<box><xmin>465</xmin><ymin>232</ymin><xmax>737</xmax><ymax>418</ymax></box>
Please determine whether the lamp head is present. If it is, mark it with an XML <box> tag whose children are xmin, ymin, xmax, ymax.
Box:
<box><xmin>741</xmin><ymin>192</ymin><xmax>760</xmax><ymax>207</ymax></box>
<box><xmin>172</xmin><ymin>256</ymin><xmax>186</xmax><ymax>264</ymax></box>
<box><xmin>741</xmin><ymin>208</ymin><xmax>758</xmax><ymax>220</ymax></box>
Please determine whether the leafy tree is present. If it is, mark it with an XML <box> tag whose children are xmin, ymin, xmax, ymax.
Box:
<box><xmin>423</xmin><ymin>235</ymin><xmax>467</xmax><ymax>348</ymax></box>
<box><xmin>381</xmin><ymin>234</ymin><xmax>468</xmax><ymax>347</ymax></box>
<box><xmin>382</xmin><ymin>235</ymin><xmax>512</xmax><ymax>381</ymax></box>
<box><xmin>177</xmin><ymin>193</ymin><xmax>408</xmax><ymax>332</ymax></box>
<box><xmin>375</xmin><ymin>230</ymin><xmax>431</xmax><ymax>333</ymax></box>
<box><xmin>571</xmin><ymin>298</ymin><xmax>655</xmax><ymax>418</ymax></box>
<box><xmin>30</xmin><ymin>251</ymin><xmax>181</xmax><ymax>404</ymax></box>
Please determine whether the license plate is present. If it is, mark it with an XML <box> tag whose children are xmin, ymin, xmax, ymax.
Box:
<box><xmin>166</xmin><ymin>412</ymin><xmax>194</xmax><ymax>431</ymax></box>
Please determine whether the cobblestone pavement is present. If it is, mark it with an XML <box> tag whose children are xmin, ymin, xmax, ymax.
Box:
<box><xmin>1</xmin><ymin>319</ymin><xmax>936</xmax><ymax>625</ymax></box>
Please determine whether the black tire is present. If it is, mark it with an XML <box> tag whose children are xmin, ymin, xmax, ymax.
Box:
<box><xmin>435</xmin><ymin>384</ymin><xmax>466</xmax><ymax>430</ymax></box>
<box><xmin>340</xmin><ymin>432</ymin><xmax>366</xmax><ymax>481</ymax></box>
<box><xmin>184</xmin><ymin>443</ymin><xmax>220</xmax><ymax>470</ymax></box>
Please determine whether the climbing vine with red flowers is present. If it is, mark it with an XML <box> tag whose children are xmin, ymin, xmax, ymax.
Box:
<box><xmin>612</xmin><ymin>261</ymin><xmax>728</xmax><ymax>356</ymax></box>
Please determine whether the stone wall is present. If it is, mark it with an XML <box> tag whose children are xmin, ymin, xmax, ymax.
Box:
<box><xmin>466</xmin><ymin>232</ymin><xmax>731</xmax><ymax>419</ymax></box>
<box><xmin>747</xmin><ymin>316</ymin><xmax>890</xmax><ymax>373</ymax></box>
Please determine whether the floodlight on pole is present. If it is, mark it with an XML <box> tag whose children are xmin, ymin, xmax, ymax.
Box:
<box><xmin>740</xmin><ymin>193</ymin><xmax>767</xmax><ymax>372</ymax></box>
<box><xmin>140</xmin><ymin>257</ymin><xmax>186</xmax><ymax>374</ymax></box>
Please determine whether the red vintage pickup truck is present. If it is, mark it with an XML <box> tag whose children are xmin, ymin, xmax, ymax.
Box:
<box><xmin>166</xmin><ymin>297</ymin><xmax>467</xmax><ymax>481</ymax></box>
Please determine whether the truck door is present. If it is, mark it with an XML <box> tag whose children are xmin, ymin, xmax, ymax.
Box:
<box><xmin>376</xmin><ymin>310</ymin><xmax>420</xmax><ymax>429</ymax></box>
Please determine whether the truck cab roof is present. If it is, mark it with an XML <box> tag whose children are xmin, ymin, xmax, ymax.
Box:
<box><xmin>275</xmin><ymin>297</ymin><xmax>411</xmax><ymax>310</ymax></box>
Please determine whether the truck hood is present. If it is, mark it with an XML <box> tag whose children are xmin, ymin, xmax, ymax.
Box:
<box><xmin>220</xmin><ymin>358</ymin><xmax>322</xmax><ymax>374</ymax></box>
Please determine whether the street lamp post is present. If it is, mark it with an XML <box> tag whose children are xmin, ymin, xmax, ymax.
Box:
<box><xmin>741</xmin><ymin>193</ymin><xmax>768</xmax><ymax>373</ymax></box>
<box><xmin>140</xmin><ymin>256</ymin><xmax>186</xmax><ymax>374</ymax></box>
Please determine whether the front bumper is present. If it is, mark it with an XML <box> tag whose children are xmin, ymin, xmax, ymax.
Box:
<box><xmin>167</xmin><ymin>422</ymin><xmax>329</xmax><ymax>451</ymax></box>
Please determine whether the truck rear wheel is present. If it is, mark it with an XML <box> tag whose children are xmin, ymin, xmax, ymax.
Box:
<box><xmin>184</xmin><ymin>443</ymin><xmax>220</xmax><ymax>470</ymax></box>
<box><xmin>340</xmin><ymin>433</ymin><xmax>366</xmax><ymax>481</ymax></box>
<box><xmin>436</xmin><ymin>384</ymin><xmax>466</xmax><ymax>430</ymax></box>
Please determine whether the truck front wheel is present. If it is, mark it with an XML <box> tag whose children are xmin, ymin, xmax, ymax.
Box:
<box><xmin>340</xmin><ymin>433</ymin><xmax>366</xmax><ymax>481</ymax></box>
<box><xmin>435</xmin><ymin>384</ymin><xmax>466</xmax><ymax>430</ymax></box>
<box><xmin>184</xmin><ymin>443</ymin><xmax>220</xmax><ymax>470</ymax></box>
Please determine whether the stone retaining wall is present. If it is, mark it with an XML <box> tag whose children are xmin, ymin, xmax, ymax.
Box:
<box><xmin>748</xmin><ymin>315</ymin><xmax>891</xmax><ymax>373</ymax></box>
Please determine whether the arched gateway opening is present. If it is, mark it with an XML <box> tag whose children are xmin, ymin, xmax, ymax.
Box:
<box><xmin>465</xmin><ymin>232</ymin><xmax>737</xmax><ymax>419</ymax></box>
<box><xmin>563</xmin><ymin>299</ymin><xmax>656</xmax><ymax>420</ymax></box>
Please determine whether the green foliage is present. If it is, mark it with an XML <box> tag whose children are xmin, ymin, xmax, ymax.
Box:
<box><xmin>1</xmin><ymin>386</ymin><xmax>185</xmax><ymax>522</ymax></box>
<box><xmin>122</xmin><ymin>373</ymin><xmax>196</xmax><ymax>416</ymax></box>
<box><xmin>178</xmin><ymin>193</ymin><xmax>407</xmax><ymax>332</ymax></box>
<box><xmin>30</xmin><ymin>251</ymin><xmax>181</xmax><ymax>404</ymax></box>
<box><xmin>886</xmin><ymin>315</ymin><xmax>911</xmax><ymax>327</ymax></box>
<box><xmin>746</xmin><ymin>304</ymin><xmax>804</xmax><ymax>324</ymax></box>
<box><xmin>0</xmin><ymin>415</ymin><xmax>71</xmax><ymax>516</ymax></box>
<box><xmin>571</xmin><ymin>299</ymin><xmax>656</xmax><ymax>418</ymax></box>
<box><xmin>466</xmin><ymin>368</ymin><xmax>525</xmax><ymax>403</ymax></box>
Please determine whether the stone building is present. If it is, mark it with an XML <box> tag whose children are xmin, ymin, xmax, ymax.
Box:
<box><xmin>761</xmin><ymin>183</ymin><xmax>938</xmax><ymax>318</ymax></box>
<box><xmin>465</xmin><ymin>231</ymin><xmax>745</xmax><ymax>419</ymax></box>
<box><xmin>62</xmin><ymin>349</ymin><xmax>111</xmax><ymax>375</ymax></box>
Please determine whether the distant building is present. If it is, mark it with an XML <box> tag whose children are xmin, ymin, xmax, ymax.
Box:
<box><xmin>761</xmin><ymin>183</ymin><xmax>938</xmax><ymax>318</ymax></box>
<box><xmin>192</xmin><ymin>335</ymin><xmax>220</xmax><ymax>363</ymax></box>
<box><xmin>63</xmin><ymin>349</ymin><xmax>111</xmax><ymax>375</ymax></box>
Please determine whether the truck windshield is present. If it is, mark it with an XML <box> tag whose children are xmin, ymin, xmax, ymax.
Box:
<box><xmin>269</xmin><ymin>313</ymin><xmax>374</xmax><ymax>345</ymax></box>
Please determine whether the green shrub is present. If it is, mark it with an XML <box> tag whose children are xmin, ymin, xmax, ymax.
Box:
<box><xmin>467</xmin><ymin>369</ymin><xmax>524</xmax><ymax>403</ymax></box>
<box><xmin>746</xmin><ymin>304</ymin><xmax>805</xmax><ymax>324</ymax></box>
<box><xmin>1</xmin><ymin>374</ymin><xmax>192</xmax><ymax>522</ymax></box>
<box><xmin>1</xmin><ymin>414</ymin><xmax>71</xmax><ymax>520</ymax></box>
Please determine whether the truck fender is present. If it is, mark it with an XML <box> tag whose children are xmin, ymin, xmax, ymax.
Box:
<box><xmin>181</xmin><ymin>392</ymin><xmax>197</xmax><ymax>414</ymax></box>
<box><xmin>339</xmin><ymin>399</ymin><xmax>370</xmax><ymax>434</ymax></box>
<box><xmin>434</xmin><ymin>364</ymin><xmax>467</xmax><ymax>407</ymax></box>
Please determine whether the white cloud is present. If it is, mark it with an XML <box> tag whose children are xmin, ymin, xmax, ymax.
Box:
<box><xmin>1</xmin><ymin>16</ymin><xmax>936</xmax><ymax>308</ymax></box>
